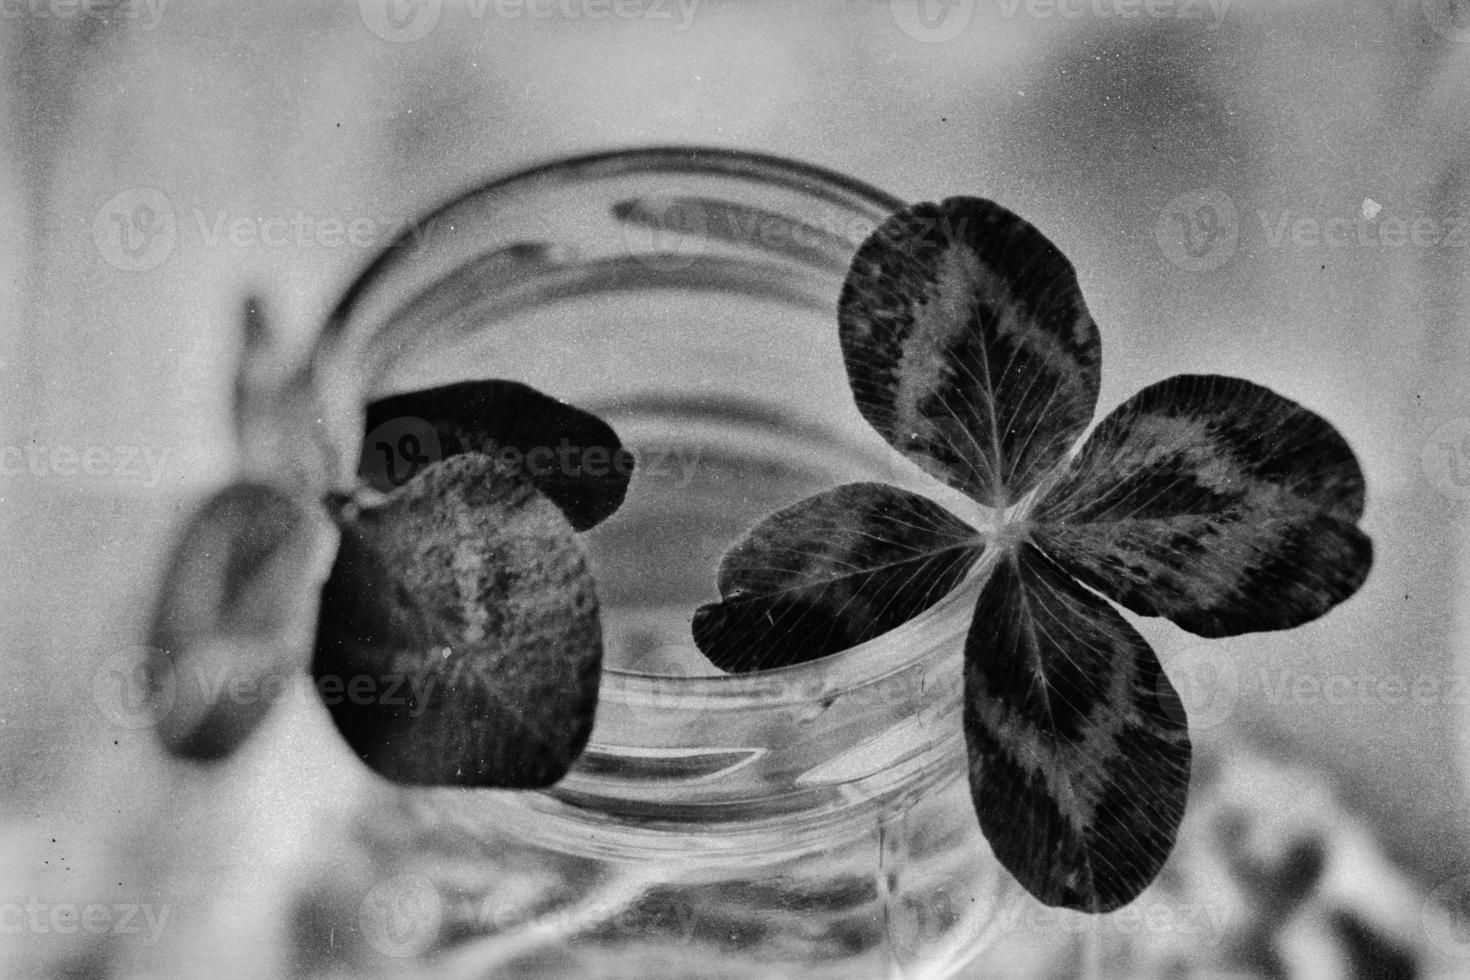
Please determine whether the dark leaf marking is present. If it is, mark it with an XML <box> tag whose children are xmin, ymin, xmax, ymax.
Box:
<box><xmin>691</xmin><ymin>483</ymin><xmax>984</xmax><ymax>672</ymax></box>
<box><xmin>839</xmin><ymin>197</ymin><xmax>1100</xmax><ymax>507</ymax></box>
<box><xmin>1032</xmin><ymin>375</ymin><xmax>1372</xmax><ymax>637</ymax></box>
<box><xmin>315</xmin><ymin>454</ymin><xmax>602</xmax><ymax>788</ymax></box>
<box><xmin>965</xmin><ymin>543</ymin><xmax>1191</xmax><ymax>911</ymax></box>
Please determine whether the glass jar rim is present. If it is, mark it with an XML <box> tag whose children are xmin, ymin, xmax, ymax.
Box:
<box><xmin>322</xmin><ymin>146</ymin><xmax>906</xmax><ymax>354</ymax></box>
<box><xmin>316</xmin><ymin>145</ymin><xmax>979</xmax><ymax>712</ymax></box>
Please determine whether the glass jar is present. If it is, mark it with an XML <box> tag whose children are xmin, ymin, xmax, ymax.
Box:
<box><xmin>309</xmin><ymin>148</ymin><xmax>1020</xmax><ymax>979</ymax></box>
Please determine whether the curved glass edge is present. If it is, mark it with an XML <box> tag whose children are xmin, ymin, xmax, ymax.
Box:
<box><xmin>323</xmin><ymin>144</ymin><xmax>907</xmax><ymax>340</ymax></box>
<box><xmin>306</xmin><ymin>145</ymin><xmax>982</xmax><ymax>706</ymax></box>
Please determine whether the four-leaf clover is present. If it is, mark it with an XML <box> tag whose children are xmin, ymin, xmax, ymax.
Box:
<box><xmin>692</xmin><ymin>197</ymin><xmax>1373</xmax><ymax>911</ymax></box>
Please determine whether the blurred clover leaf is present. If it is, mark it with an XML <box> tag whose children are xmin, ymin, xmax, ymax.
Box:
<box><xmin>691</xmin><ymin>197</ymin><xmax>1373</xmax><ymax>912</ymax></box>
<box><xmin>148</xmin><ymin>327</ymin><xmax>631</xmax><ymax>788</ymax></box>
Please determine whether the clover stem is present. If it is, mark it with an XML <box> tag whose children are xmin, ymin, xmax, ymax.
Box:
<box><xmin>992</xmin><ymin>518</ymin><xmax>1033</xmax><ymax>552</ymax></box>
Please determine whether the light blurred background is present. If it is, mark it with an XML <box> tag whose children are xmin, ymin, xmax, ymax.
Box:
<box><xmin>4</xmin><ymin>0</ymin><xmax>1470</xmax><ymax>976</ymax></box>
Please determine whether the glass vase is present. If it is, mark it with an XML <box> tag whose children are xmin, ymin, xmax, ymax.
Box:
<box><xmin>310</xmin><ymin>147</ymin><xmax>1019</xmax><ymax>979</ymax></box>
